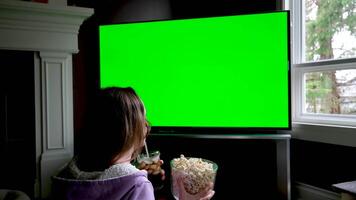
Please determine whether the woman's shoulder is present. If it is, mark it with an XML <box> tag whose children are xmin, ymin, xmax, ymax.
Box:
<box><xmin>52</xmin><ymin>169</ymin><xmax>154</xmax><ymax>200</ymax></box>
<box><xmin>100</xmin><ymin>163</ymin><xmax>141</xmax><ymax>179</ymax></box>
<box><xmin>121</xmin><ymin>170</ymin><xmax>155</xmax><ymax>200</ymax></box>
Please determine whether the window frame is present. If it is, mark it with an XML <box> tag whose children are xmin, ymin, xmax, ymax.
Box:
<box><xmin>290</xmin><ymin>0</ymin><xmax>356</xmax><ymax>128</ymax></box>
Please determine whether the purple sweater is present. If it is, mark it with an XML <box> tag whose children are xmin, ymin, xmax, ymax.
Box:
<box><xmin>51</xmin><ymin>162</ymin><xmax>154</xmax><ymax>200</ymax></box>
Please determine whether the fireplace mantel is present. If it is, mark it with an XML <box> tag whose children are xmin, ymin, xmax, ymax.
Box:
<box><xmin>0</xmin><ymin>1</ymin><xmax>93</xmax><ymax>199</ymax></box>
<box><xmin>0</xmin><ymin>0</ymin><xmax>93</xmax><ymax>52</ymax></box>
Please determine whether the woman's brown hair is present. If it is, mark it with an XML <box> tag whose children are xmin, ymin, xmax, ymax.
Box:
<box><xmin>77</xmin><ymin>87</ymin><xmax>147</xmax><ymax>171</ymax></box>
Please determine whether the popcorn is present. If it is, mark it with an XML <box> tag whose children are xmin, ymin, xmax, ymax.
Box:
<box><xmin>171</xmin><ymin>155</ymin><xmax>217</xmax><ymax>196</ymax></box>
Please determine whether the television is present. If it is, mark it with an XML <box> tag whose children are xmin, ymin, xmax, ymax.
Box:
<box><xmin>99</xmin><ymin>11</ymin><xmax>290</xmax><ymax>134</ymax></box>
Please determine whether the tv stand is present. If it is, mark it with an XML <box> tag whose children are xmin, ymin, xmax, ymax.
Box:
<box><xmin>147</xmin><ymin>133</ymin><xmax>291</xmax><ymax>200</ymax></box>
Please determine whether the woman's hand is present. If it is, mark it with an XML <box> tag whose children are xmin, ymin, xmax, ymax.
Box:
<box><xmin>176</xmin><ymin>176</ymin><xmax>215</xmax><ymax>200</ymax></box>
<box><xmin>138</xmin><ymin>159</ymin><xmax>166</xmax><ymax>180</ymax></box>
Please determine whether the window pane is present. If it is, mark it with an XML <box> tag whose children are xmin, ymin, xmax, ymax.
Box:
<box><xmin>304</xmin><ymin>69</ymin><xmax>356</xmax><ymax>115</ymax></box>
<box><xmin>305</xmin><ymin>0</ymin><xmax>356</xmax><ymax>62</ymax></box>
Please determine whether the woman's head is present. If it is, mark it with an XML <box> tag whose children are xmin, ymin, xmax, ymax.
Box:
<box><xmin>79</xmin><ymin>87</ymin><xmax>148</xmax><ymax>170</ymax></box>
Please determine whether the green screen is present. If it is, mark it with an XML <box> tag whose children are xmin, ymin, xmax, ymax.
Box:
<box><xmin>99</xmin><ymin>12</ymin><xmax>290</xmax><ymax>129</ymax></box>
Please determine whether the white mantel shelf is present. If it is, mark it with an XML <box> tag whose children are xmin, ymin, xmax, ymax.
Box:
<box><xmin>0</xmin><ymin>0</ymin><xmax>93</xmax><ymax>52</ymax></box>
<box><xmin>0</xmin><ymin>1</ymin><xmax>93</xmax><ymax>199</ymax></box>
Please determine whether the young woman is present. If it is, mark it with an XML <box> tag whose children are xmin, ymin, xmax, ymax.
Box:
<box><xmin>52</xmin><ymin>87</ymin><xmax>214</xmax><ymax>200</ymax></box>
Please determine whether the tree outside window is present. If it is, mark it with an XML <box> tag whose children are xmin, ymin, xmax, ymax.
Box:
<box><xmin>303</xmin><ymin>0</ymin><xmax>356</xmax><ymax>115</ymax></box>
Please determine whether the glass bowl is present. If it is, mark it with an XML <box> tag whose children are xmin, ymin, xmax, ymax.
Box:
<box><xmin>170</xmin><ymin>156</ymin><xmax>218</xmax><ymax>199</ymax></box>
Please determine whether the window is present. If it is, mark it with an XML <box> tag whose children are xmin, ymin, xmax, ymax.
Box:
<box><xmin>304</xmin><ymin>69</ymin><xmax>356</xmax><ymax>115</ymax></box>
<box><xmin>291</xmin><ymin>0</ymin><xmax>356</xmax><ymax>127</ymax></box>
<box><xmin>304</xmin><ymin>0</ymin><xmax>356</xmax><ymax>62</ymax></box>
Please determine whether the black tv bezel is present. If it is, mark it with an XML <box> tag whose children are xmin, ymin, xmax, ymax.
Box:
<box><xmin>98</xmin><ymin>10</ymin><xmax>292</xmax><ymax>134</ymax></box>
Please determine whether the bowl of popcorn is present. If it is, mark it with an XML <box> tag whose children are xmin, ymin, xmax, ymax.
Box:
<box><xmin>170</xmin><ymin>155</ymin><xmax>218</xmax><ymax>199</ymax></box>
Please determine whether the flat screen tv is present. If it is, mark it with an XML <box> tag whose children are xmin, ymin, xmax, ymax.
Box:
<box><xmin>99</xmin><ymin>11</ymin><xmax>290</xmax><ymax>134</ymax></box>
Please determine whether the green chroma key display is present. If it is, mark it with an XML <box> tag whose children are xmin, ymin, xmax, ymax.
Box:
<box><xmin>99</xmin><ymin>11</ymin><xmax>290</xmax><ymax>129</ymax></box>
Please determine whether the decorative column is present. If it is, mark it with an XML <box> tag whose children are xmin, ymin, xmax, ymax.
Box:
<box><xmin>36</xmin><ymin>51</ymin><xmax>74</xmax><ymax>198</ymax></box>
